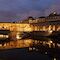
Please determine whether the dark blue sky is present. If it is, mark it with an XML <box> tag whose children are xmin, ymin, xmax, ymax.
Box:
<box><xmin>0</xmin><ymin>0</ymin><xmax>60</xmax><ymax>22</ymax></box>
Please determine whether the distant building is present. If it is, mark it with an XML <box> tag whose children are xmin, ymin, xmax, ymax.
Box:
<box><xmin>47</xmin><ymin>12</ymin><xmax>60</xmax><ymax>22</ymax></box>
<box><xmin>0</xmin><ymin>12</ymin><xmax>60</xmax><ymax>32</ymax></box>
<box><xmin>18</xmin><ymin>12</ymin><xmax>60</xmax><ymax>24</ymax></box>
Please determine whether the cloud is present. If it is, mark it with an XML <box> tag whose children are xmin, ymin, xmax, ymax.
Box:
<box><xmin>0</xmin><ymin>0</ymin><xmax>60</xmax><ymax>21</ymax></box>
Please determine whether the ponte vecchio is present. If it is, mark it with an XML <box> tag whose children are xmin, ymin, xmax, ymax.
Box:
<box><xmin>0</xmin><ymin>12</ymin><xmax>60</xmax><ymax>39</ymax></box>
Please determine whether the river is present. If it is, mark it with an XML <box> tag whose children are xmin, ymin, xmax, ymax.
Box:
<box><xmin>0</xmin><ymin>37</ymin><xmax>60</xmax><ymax>60</ymax></box>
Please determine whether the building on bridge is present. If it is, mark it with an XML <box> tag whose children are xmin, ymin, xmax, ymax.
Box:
<box><xmin>0</xmin><ymin>12</ymin><xmax>60</xmax><ymax>32</ymax></box>
<box><xmin>0</xmin><ymin>12</ymin><xmax>60</xmax><ymax>39</ymax></box>
<box><xmin>18</xmin><ymin>12</ymin><xmax>60</xmax><ymax>32</ymax></box>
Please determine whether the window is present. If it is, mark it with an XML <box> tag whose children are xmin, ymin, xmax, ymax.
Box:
<box><xmin>29</xmin><ymin>20</ymin><xmax>32</xmax><ymax>23</ymax></box>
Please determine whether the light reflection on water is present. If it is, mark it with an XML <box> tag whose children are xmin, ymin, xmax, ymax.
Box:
<box><xmin>0</xmin><ymin>38</ymin><xmax>60</xmax><ymax>49</ymax></box>
<box><xmin>0</xmin><ymin>38</ymin><xmax>60</xmax><ymax>60</ymax></box>
<box><xmin>0</xmin><ymin>39</ymin><xmax>33</xmax><ymax>49</ymax></box>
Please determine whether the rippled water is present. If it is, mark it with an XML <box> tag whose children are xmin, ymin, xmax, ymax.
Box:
<box><xmin>0</xmin><ymin>38</ymin><xmax>60</xmax><ymax>60</ymax></box>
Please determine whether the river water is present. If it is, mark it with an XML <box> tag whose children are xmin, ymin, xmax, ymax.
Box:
<box><xmin>0</xmin><ymin>37</ymin><xmax>60</xmax><ymax>60</ymax></box>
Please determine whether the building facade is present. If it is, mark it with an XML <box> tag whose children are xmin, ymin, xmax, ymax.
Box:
<box><xmin>0</xmin><ymin>12</ymin><xmax>60</xmax><ymax>32</ymax></box>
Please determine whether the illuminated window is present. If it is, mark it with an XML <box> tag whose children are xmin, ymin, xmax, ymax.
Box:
<box><xmin>29</xmin><ymin>20</ymin><xmax>32</xmax><ymax>23</ymax></box>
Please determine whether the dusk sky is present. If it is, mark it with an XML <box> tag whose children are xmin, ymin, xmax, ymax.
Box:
<box><xmin>0</xmin><ymin>0</ymin><xmax>60</xmax><ymax>22</ymax></box>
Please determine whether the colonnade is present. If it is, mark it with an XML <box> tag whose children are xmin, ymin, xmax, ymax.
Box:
<box><xmin>30</xmin><ymin>25</ymin><xmax>60</xmax><ymax>31</ymax></box>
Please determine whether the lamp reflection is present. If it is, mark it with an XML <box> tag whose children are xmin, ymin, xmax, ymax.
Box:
<box><xmin>0</xmin><ymin>38</ymin><xmax>60</xmax><ymax>50</ymax></box>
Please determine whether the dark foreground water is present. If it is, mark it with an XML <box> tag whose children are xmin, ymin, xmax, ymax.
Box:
<box><xmin>0</xmin><ymin>37</ymin><xmax>60</xmax><ymax>60</ymax></box>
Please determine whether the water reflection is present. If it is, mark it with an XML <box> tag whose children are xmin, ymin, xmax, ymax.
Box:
<box><xmin>0</xmin><ymin>38</ymin><xmax>60</xmax><ymax>49</ymax></box>
<box><xmin>0</xmin><ymin>38</ymin><xmax>60</xmax><ymax>59</ymax></box>
<box><xmin>53</xmin><ymin>58</ymin><xmax>56</xmax><ymax>60</ymax></box>
<box><xmin>0</xmin><ymin>39</ymin><xmax>33</xmax><ymax>49</ymax></box>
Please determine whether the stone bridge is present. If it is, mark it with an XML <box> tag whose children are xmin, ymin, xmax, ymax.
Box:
<box><xmin>0</xmin><ymin>22</ymin><xmax>60</xmax><ymax>40</ymax></box>
<box><xmin>0</xmin><ymin>22</ymin><xmax>60</xmax><ymax>32</ymax></box>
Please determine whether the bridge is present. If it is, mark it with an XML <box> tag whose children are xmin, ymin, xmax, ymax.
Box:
<box><xmin>0</xmin><ymin>21</ymin><xmax>59</xmax><ymax>39</ymax></box>
<box><xmin>0</xmin><ymin>21</ymin><xmax>60</xmax><ymax>32</ymax></box>
<box><xmin>0</xmin><ymin>23</ymin><xmax>32</xmax><ymax>40</ymax></box>
<box><xmin>0</xmin><ymin>23</ymin><xmax>32</xmax><ymax>32</ymax></box>
<box><xmin>30</xmin><ymin>21</ymin><xmax>60</xmax><ymax>31</ymax></box>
